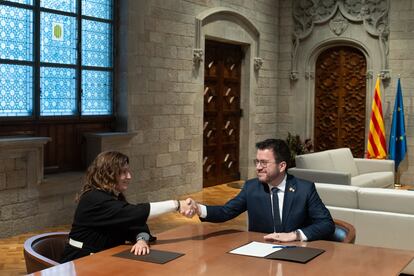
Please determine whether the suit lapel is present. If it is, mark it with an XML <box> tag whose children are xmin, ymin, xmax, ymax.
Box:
<box><xmin>282</xmin><ymin>176</ymin><xmax>296</xmax><ymax>230</ymax></box>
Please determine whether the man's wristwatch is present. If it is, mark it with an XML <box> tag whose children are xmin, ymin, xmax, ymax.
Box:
<box><xmin>136</xmin><ymin>232</ymin><xmax>150</xmax><ymax>242</ymax></box>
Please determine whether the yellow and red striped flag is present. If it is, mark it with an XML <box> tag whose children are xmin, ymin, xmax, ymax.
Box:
<box><xmin>367</xmin><ymin>77</ymin><xmax>387</xmax><ymax>159</ymax></box>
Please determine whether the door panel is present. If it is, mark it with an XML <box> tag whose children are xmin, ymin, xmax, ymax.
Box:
<box><xmin>314</xmin><ymin>46</ymin><xmax>366</xmax><ymax>157</ymax></box>
<box><xmin>203</xmin><ymin>40</ymin><xmax>242</xmax><ymax>187</ymax></box>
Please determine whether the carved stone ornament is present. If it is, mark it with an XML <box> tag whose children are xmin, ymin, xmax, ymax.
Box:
<box><xmin>193</xmin><ymin>48</ymin><xmax>204</xmax><ymax>65</ymax></box>
<box><xmin>254</xmin><ymin>57</ymin><xmax>263</xmax><ymax>71</ymax></box>
<box><xmin>290</xmin><ymin>71</ymin><xmax>299</xmax><ymax>80</ymax></box>
<box><xmin>291</xmin><ymin>0</ymin><xmax>390</xmax><ymax>79</ymax></box>
<box><xmin>292</xmin><ymin>0</ymin><xmax>390</xmax><ymax>39</ymax></box>
<box><xmin>305</xmin><ymin>71</ymin><xmax>314</xmax><ymax>80</ymax></box>
<box><xmin>329</xmin><ymin>12</ymin><xmax>348</xmax><ymax>36</ymax></box>
<box><xmin>366</xmin><ymin>70</ymin><xmax>373</xmax><ymax>80</ymax></box>
<box><xmin>380</xmin><ymin>70</ymin><xmax>391</xmax><ymax>80</ymax></box>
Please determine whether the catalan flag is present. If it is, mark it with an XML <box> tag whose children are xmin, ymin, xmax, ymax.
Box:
<box><xmin>366</xmin><ymin>77</ymin><xmax>387</xmax><ymax>159</ymax></box>
<box><xmin>388</xmin><ymin>78</ymin><xmax>407</xmax><ymax>170</ymax></box>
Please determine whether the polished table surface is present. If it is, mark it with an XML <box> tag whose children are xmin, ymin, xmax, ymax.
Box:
<box><xmin>31</xmin><ymin>224</ymin><xmax>414</xmax><ymax>276</ymax></box>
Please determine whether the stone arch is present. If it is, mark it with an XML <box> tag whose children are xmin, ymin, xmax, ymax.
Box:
<box><xmin>194</xmin><ymin>7</ymin><xmax>260</xmax><ymax>57</ymax></box>
<box><xmin>194</xmin><ymin>7</ymin><xmax>262</xmax><ymax>179</ymax></box>
<box><xmin>303</xmin><ymin>39</ymin><xmax>372</xmax><ymax>139</ymax></box>
<box><xmin>292</xmin><ymin>35</ymin><xmax>384</xmax><ymax>147</ymax></box>
<box><xmin>307</xmin><ymin>40</ymin><xmax>370</xmax><ymax>151</ymax></box>
<box><xmin>290</xmin><ymin>0</ymin><xmax>390</xmax><ymax>146</ymax></box>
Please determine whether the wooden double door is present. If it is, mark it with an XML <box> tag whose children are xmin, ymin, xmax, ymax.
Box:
<box><xmin>314</xmin><ymin>46</ymin><xmax>367</xmax><ymax>157</ymax></box>
<box><xmin>203</xmin><ymin>40</ymin><xmax>242</xmax><ymax>187</ymax></box>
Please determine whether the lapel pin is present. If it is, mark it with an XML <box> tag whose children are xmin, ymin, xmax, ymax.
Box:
<box><xmin>289</xmin><ymin>187</ymin><xmax>295</xmax><ymax>192</ymax></box>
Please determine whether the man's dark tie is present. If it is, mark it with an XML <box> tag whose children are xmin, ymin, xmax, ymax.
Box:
<box><xmin>271</xmin><ymin>187</ymin><xmax>282</xmax><ymax>232</ymax></box>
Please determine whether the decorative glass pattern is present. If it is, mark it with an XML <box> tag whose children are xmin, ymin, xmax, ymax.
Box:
<box><xmin>0</xmin><ymin>5</ymin><xmax>33</xmax><ymax>61</ymax></box>
<box><xmin>82</xmin><ymin>19</ymin><xmax>111</xmax><ymax>67</ymax></box>
<box><xmin>40</xmin><ymin>12</ymin><xmax>77</xmax><ymax>64</ymax></box>
<box><xmin>40</xmin><ymin>67</ymin><xmax>76</xmax><ymax>116</ymax></box>
<box><xmin>41</xmin><ymin>0</ymin><xmax>76</xmax><ymax>13</ymax></box>
<box><xmin>82</xmin><ymin>70</ymin><xmax>112</xmax><ymax>115</ymax></box>
<box><xmin>1</xmin><ymin>2</ymin><xmax>113</xmax><ymax>118</ymax></box>
<box><xmin>6</xmin><ymin>0</ymin><xmax>33</xmax><ymax>4</ymax></box>
<box><xmin>82</xmin><ymin>0</ymin><xmax>112</xmax><ymax>20</ymax></box>
<box><xmin>0</xmin><ymin>64</ymin><xmax>32</xmax><ymax>116</ymax></box>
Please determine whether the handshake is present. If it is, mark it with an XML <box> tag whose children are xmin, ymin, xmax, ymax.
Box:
<box><xmin>177</xmin><ymin>198</ymin><xmax>201</xmax><ymax>218</ymax></box>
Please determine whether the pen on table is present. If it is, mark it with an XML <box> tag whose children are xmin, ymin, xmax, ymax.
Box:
<box><xmin>272</xmin><ymin>245</ymin><xmax>297</xmax><ymax>248</ymax></box>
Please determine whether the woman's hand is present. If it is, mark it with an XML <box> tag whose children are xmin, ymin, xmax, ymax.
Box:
<box><xmin>130</xmin><ymin>239</ymin><xmax>150</xmax><ymax>255</ymax></box>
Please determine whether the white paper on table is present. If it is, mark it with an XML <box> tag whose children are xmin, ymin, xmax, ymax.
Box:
<box><xmin>229</xmin><ymin>241</ymin><xmax>282</xmax><ymax>257</ymax></box>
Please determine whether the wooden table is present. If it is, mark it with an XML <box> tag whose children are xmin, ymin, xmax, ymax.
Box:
<box><xmin>30</xmin><ymin>224</ymin><xmax>414</xmax><ymax>276</ymax></box>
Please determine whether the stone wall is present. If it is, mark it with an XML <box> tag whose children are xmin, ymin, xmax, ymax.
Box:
<box><xmin>276</xmin><ymin>0</ymin><xmax>293</xmax><ymax>137</ymax></box>
<box><xmin>0</xmin><ymin>138</ymin><xmax>82</xmax><ymax>238</ymax></box>
<box><xmin>0</xmin><ymin>135</ymin><xmax>142</xmax><ymax>238</ymax></box>
<box><xmin>1</xmin><ymin>1</ymin><xmax>281</xmax><ymax>237</ymax></box>
<box><xmin>5</xmin><ymin>0</ymin><xmax>414</xmax><ymax>237</ymax></box>
<box><xmin>277</xmin><ymin>0</ymin><xmax>414</xmax><ymax>184</ymax></box>
<box><xmin>119</xmin><ymin>0</ymin><xmax>280</xmax><ymax>203</ymax></box>
<box><xmin>388</xmin><ymin>0</ymin><xmax>414</xmax><ymax>183</ymax></box>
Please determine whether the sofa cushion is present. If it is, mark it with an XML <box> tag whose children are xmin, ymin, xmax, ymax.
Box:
<box><xmin>315</xmin><ymin>183</ymin><xmax>358</xmax><ymax>209</ymax></box>
<box><xmin>358</xmin><ymin>188</ymin><xmax>414</xmax><ymax>215</ymax></box>
<box><xmin>353</xmin><ymin>210</ymin><xmax>414</xmax><ymax>250</ymax></box>
<box><xmin>295</xmin><ymin>151</ymin><xmax>334</xmax><ymax>171</ymax></box>
<box><xmin>351</xmin><ymin>172</ymin><xmax>394</xmax><ymax>188</ymax></box>
<box><xmin>350</xmin><ymin>174</ymin><xmax>374</xmax><ymax>187</ymax></box>
<box><xmin>328</xmin><ymin>148</ymin><xmax>359</xmax><ymax>177</ymax></box>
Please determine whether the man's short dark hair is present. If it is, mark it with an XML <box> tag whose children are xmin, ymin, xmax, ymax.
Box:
<box><xmin>255</xmin><ymin>139</ymin><xmax>291</xmax><ymax>167</ymax></box>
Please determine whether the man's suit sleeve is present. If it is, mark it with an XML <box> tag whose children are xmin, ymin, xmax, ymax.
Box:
<box><xmin>301</xmin><ymin>182</ymin><xmax>335</xmax><ymax>240</ymax></box>
<box><xmin>200</xmin><ymin>186</ymin><xmax>248</xmax><ymax>223</ymax></box>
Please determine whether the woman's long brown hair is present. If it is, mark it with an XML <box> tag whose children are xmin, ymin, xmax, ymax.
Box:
<box><xmin>77</xmin><ymin>151</ymin><xmax>129</xmax><ymax>201</ymax></box>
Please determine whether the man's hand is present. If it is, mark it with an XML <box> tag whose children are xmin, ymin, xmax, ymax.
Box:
<box><xmin>263</xmin><ymin>231</ymin><xmax>297</xmax><ymax>242</ymax></box>
<box><xmin>130</xmin><ymin>239</ymin><xmax>150</xmax><ymax>255</ymax></box>
<box><xmin>179</xmin><ymin>198</ymin><xmax>199</xmax><ymax>218</ymax></box>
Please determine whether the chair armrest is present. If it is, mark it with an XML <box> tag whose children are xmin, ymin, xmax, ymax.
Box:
<box><xmin>354</xmin><ymin>158</ymin><xmax>394</xmax><ymax>174</ymax></box>
<box><xmin>288</xmin><ymin>168</ymin><xmax>351</xmax><ymax>185</ymax></box>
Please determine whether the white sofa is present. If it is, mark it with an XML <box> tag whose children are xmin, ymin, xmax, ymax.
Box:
<box><xmin>288</xmin><ymin>148</ymin><xmax>395</xmax><ymax>187</ymax></box>
<box><xmin>316</xmin><ymin>183</ymin><xmax>414</xmax><ymax>274</ymax></box>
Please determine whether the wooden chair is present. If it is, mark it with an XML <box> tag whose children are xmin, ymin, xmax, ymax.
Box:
<box><xmin>330</xmin><ymin>219</ymin><xmax>356</xmax><ymax>243</ymax></box>
<box><xmin>23</xmin><ymin>231</ymin><xmax>69</xmax><ymax>273</ymax></box>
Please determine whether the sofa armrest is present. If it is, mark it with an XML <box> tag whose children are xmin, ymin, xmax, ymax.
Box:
<box><xmin>354</xmin><ymin>158</ymin><xmax>394</xmax><ymax>174</ymax></box>
<box><xmin>288</xmin><ymin>168</ymin><xmax>351</xmax><ymax>185</ymax></box>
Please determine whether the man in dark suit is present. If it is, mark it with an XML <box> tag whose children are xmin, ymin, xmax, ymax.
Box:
<box><xmin>195</xmin><ymin>138</ymin><xmax>335</xmax><ymax>242</ymax></box>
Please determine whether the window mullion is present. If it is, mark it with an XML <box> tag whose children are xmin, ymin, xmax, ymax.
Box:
<box><xmin>77</xmin><ymin>0</ymin><xmax>82</xmax><ymax>117</ymax></box>
<box><xmin>33</xmin><ymin>0</ymin><xmax>41</xmax><ymax>119</ymax></box>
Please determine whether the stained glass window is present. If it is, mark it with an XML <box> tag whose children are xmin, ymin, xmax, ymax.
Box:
<box><xmin>82</xmin><ymin>0</ymin><xmax>112</xmax><ymax>20</ymax></box>
<box><xmin>0</xmin><ymin>5</ymin><xmax>33</xmax><ymax>61</ymax></box>
<box><xmin>0</xmin><ymin>0</ymin><xmax>114</xmax><ymax>118</ymax></box>
<box><xmin>82</xmin><ymin>19</ymin><xmax>111</xmax><ymax>67</ymax></box>
<box><xmin>41</xmin><ymin>0</ymin><xmax>76</xmax><ymax>13</ymax></box>
<box><xmin>40</xmin><ymin>67</ymin><xmax>76</xmax><ymax>116</ymax></box>
<box><xmin>82</xmin><ymin>70</ymin><xmax>112</xmax><ymax>115</ymax></box>
<box><xmin>6</xmin><ymin>0</ymin><xmax>33</xmax><ymax>4</ymax></box>
<box><xmin>0</xmin><ymin>64</ymin><xmax>33</xmax><ymax>116</ymax></box>
<box><xmin>41</xmin><ymin>12</ymin><xmax>77</xmax><ymax>64</ymax></box>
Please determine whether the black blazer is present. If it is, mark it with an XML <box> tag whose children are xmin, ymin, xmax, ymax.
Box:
<box><xmin>61</xmin><ymin>189</ymin><xmax>151</xmax><ymax>262</ymax></box>
<box><xmin>202</xmin><ymin>174</ymin><xmax>334</xmax><ymax>241</ymax></box>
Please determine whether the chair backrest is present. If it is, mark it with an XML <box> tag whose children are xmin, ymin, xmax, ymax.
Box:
<box><xmin>23</xmin><ymin>231</ymin><xmax>69</xmax><ymax>274</ymax></box>
<box><xmin>329</xmin><ymin>219</ymin><xmax>356</xmax><ymax>243</ymax></box>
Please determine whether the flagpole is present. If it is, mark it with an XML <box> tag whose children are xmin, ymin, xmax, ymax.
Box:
<box><xmin>395</xmin><ymin>169</ymin><xmax>401</xmax><ymax>187</ymax></box>
<box><xmin>395</xmin><ymin>162</ymin><xmax>401</xmax><ymax>187</ymax></box>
